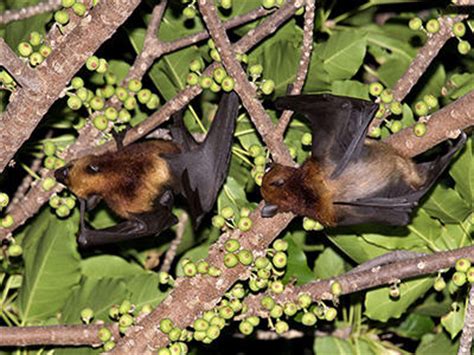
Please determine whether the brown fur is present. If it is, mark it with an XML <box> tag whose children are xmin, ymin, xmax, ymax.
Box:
<box><xmin>64</xmin><ymin>140</ymin><xmax>180</xmax><ymax>219</ymax></box>
<box><xmin>261</xmin><ymin>140</ymin><xmax>425</xmax><ymax>227</ymax></box>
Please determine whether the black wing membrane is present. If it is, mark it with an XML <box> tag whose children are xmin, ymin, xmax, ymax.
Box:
<box><xmin>334</xmin><ymin>133</ymin><xmax>467</xmax><ymax>226</ymax></box>
<box><xmin>169</xmin><ymin>110</ymin><xmax>199</xmax><ymax>151</ymax></box>
<box><xmin>77</xmin><ymin>192</ymin><xmax>178</xmax><ymax>248</ymax></box>
<box><xmin>274</xmin><ymin>94</ymin><xmax>379</xmax><ymax>178</ymax></box>
<box><xmin>167</xmin><ymin>92</ymin><xmax>240</xmax><ymax>225</ymax></box>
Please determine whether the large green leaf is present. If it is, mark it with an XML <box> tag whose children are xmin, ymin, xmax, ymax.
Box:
<box><xmin>416</xmin><ymin>331</ymin><xmax>458</xmax><ymax>354</ymax></box>
<box><xmin>282</xmin><ymin>234</ymin><xmax>313</xmax><ymax>285</ymax></box>
<box><xmin>314</xmin><ymin>336</ymin><xmax>353</xmax><ymax>355</ymax></box>
<box><xmin>365</xmin><ymin>278</ymin><xmax>432</xmax><ymax>321</ymax></box>
<box><xmin>313</xmin><ymin>246</ymin><xmax>347</xmax><ymax>279</ymax></box>
<box><xmin>125</xmin><ymin>274</ymin><xmax>167</xmax><ymax>308</ymax></box>
<box><xmin>441</xmin><ymin>304</ymin><xmax>464</xmax><ymax>339</ymax></box>
<box><xmin>423</xmin><ymin>185</ymin><xmax>471</xmax><ymax>224</ymax></box>
<box><xmin>19</xmin><ymin>209</ymin><xmax>81</xmax><ymax>324</ymax></box>
<box><xmin>61</xmin><ymin>277</ymin><xmax>129</xmax><ymax>323</ymax></box>
<box><xmin>391</xmin><ymin>313</ymin><xmax>435</xmax><ymax>340</ymax></box>
<box><xmin>81</xmin><ymin>255</ymin><xmax>145</xmax><ymax>278</ymax></box>
<box><xmin>450</xmin><ymin>137</ymin><xmax>473</xmax><ymax>209</ymax></box>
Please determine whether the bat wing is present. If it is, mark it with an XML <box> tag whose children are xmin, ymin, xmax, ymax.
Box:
<box><xmin>77</xmin><ymin>191</ymin><xmax>178</xmax><ymax>248</ymax></box>
<box><xmin>334</xmin><ymin>133</ymin><xmax>467</xmax><ymax>226</ymax></box>
<box><xmin>274</xmin><ymin>94</ymin><xmax>378</xmax><ymax>178</ymax></box>
<box><xmin>166</xmin><ymin>92</ymin><xmax>240</xmax><ymax>225</ymax></box>
<box><xmin>169</xmin><ymin>110</ymin><xmax>199</xmax><ymax>151</ymax></box>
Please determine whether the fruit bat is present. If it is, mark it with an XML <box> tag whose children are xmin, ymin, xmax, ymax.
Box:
<box><xmin>261</xmin><ymin>94</ymin><xmax>466</xmax><ymax>226</ymax></box>
<box><xmin>54</xmin><ymin>92</ymin><xmax>240</xmax><ymax>248</ymax></box>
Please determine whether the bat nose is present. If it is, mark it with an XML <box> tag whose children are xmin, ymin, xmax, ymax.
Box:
<box><xmin>54</xmin><ymin>165</ymin><xmax>70</xmax><ymax>184</ymax></box>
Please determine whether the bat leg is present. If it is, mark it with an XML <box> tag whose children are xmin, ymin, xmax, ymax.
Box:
<box><xmin>111</xmin><ymin>128</ymin><xmax>128</xmax><ymax>150</ymax></box>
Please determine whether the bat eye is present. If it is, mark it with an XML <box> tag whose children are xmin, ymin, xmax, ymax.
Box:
<box><xmin>271</xmin><ymin>178</ymin><xmax>285</xmax><ymax>187</ymax></box>
<box><xmin>86</xmin><ymin>164</ymin><xmax>100</xmax><ymax>174</ymax></box>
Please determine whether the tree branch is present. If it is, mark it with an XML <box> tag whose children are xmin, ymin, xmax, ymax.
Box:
<box><xmin>0</xmin><ymin>0</ymin><xmax>61</xmax><ymax>26</ymax></box>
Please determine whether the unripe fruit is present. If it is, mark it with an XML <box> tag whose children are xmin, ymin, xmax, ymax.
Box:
<box><xmin>128</xmin><ymin>79</ymin><xmax>142</xmax><ymax>93</ymax></box>
<box><xmin>71</xmin><ymin>77</ymin><xmax>84</xmax><ymax>89</ymax></box>
<box><xmin>257</xmin><ymin>268</ymin><xmax>271</xmax><ymax>280</ymax></box>
<box><xmin>197</xmin><ymin>261</ymin><xmax>209</xmax><ymax>274</ymax></box>
<box><xmin>72</xmin><ymin>2</ymin><xmax>87</xmax><ymax>16</ymax></box>
<box><xmin>225</xmin><ymin>238</ymin><xmax>240</xmax><ymax>252</ymax></box>
<box><xmin>369</xmin><ymin>127</ymin><xmax>381</xmax><ymax>138</ymax></box>
<box><xmin>458</xmin><ymin>40</ymin><xmax>471</xmax><ymax>55</ymax></box>
<box><xmin>224</xmin><ymin>253</ymin><xmax>239</xmax><ymax>268</ymax></box>
<box><xmin>8</xmin><ymin>244</ymin><xmax>22</xmax><ymax>257</ymax></box>
<box><xmin>92</xmin><ymin>115</ymin><xmax>108</xmax><ymax>131</ymax></box>
<box><xmin>249</xmin><ymin>144</ymin><xmax>262</xmax><ymax>157</ymax></box>
<box><xmin>103</xmin><ymin>341</ymin><xmax>116</xmax><ymax>351</ymax></box>
<box><xmin>221</xmin><ymin>76</ymin><xmax>235</xmax><ymax>92</ymax></box>
<box><xmin>219</xmin><ymin>305</ymin><xmax>234</xmax><ymax>320</ymax></box>
<box><xmin>108</xmin><ymin>305</ymin><xmax>120</xmax><ymax>319</ymax></box>
<box><xmin>29</xmin><ymin>31</ymin><xmax>43</xmax><ymax>46</ymax></box>
<box><xmin>105</xmin><ymin>107</ymin><xmax>118</xmax><ymax>121</ymax></box>
<box><xmin>238</xmin><ymin>217</ymin><xmax>252</xmax><ymax>232</ymax></box>
<box><xmin>119</xmin><ymin>299</ymin><xmax>132</xmax><ymax>314</ymax></box>
<box><xmin>0</xmin><ymin>193</ymin><xmax>10</xmax><ymax>208</ymax></box>
<box><xmin>207</xmin><ymin>324</ymin><xmax>220</xmax><ymax>340</ymax></box>
<box><xmin>63</xmin><ymin>197</ymin><xmax>76</xmax><ymax>210</ymax></box>
<box><xmin>200</xmin><ymin>76</ymin><xmax>213</xmax><ymax>89</ymax></box>
<box><xmin>18</xmin><ymin>42</ymin><xmax>33</xmax><ymax>57</ymax></box>
<box><xmin>193</xmin><ymin>330</ymin><xmax>206</xmax><ymax>341</ymax></box>
<box><xmin>213</xmin><ymin>67</ymin><xmax>227</xmax><ymax>84</ymax></box>
<box><xmin>255</xmin><ymin>256</ymin><xmax>270</xmax><ymax>270</ymax></box>
<box><xmin>380</xmin><ymin>89</ymin><xmax>393</xmax><ymax>104</ymax></box>
<box><xmin>189</xmin><ymin>59</ymin><xmax>203</xmax><ymax>72</ymax></box>
<box><xmin>298</xmin><ymin>293</ymin><xmax>312</xmax><ymax>309</ymax></box>
<box><xmin>86</xmin><ymin>56</ymin><xmax>100</xmax><ymax>71</ymax></box>
<box><xmin>220</xmin><ymin>0</ymin><xmax>232</xmax><ymax>10</ymax></box>
<box><xmin>467</xmin><ymin>267</ymin><xmax>474</xmax><ymax>283</ymax></box>
<box><xmin>453</xmin><ymin>22</ymin><xmax>466</xmax><ymax>37</ymax></box>
<box><xmin>141</xmin><ymin>304</ymin><xmax>152</xmax><ymax>314</ymax></box>
<box><xmin>212</xmin><ymin>215</ymin><xmax>225</xmax><ymax>229</ymax></box>
<box><xmin>76</xmin><ymin>87</ymin><xmax>89</xmax><ymax>102</ymax></box>
<box><xmin>115</xmin><ymin>87</ymin><xmax>128</xmax><ymax>101</ymax></box>
<box><xmin>261</xmin><ymin>80</ymin><xmax>275</xmax><ymax>95</ymax></box>
<box><xmin>414</xmin><ymin>101</ymin><xmax>429</xmax><ymax>116</ymax></box>
<box><xmin>1</xmin><ymin>215</ymin><xmax>14</xmax><ymax>228</ymax></box>
<box><xmin>187</xmin><ymin>73</ymin><xmax>199</xmax><ymax>86</ymax></box>
<box><xmin>273</xmin><ymin>239</ymin><xmax>288</xmax><ymax>252</ymax></box>
<box><xmin>158</xmin><ymin>271</ymin><xmax>170</xmax><ymax>284</ymax></box>
<box><xmin>408</xmin><ymin>17</ymin><xmax>422</xmax><ymax>31</ymax></box>
<box><xmin>119</xmin><ymin>314</ymin><xmax>133</xmax><ymax>327</ymax></box>
<box><xmin>208</xmin><ymin>266</ymin><xmax>221</xmax><ymax>277</ymax></box>
<box><xmin>325</xmin><ymin>307</ymin><xmax>337</xmax><ymax>321</ymax></box>
<box><xmin>414</xmin><ymin>122</ymin><xmax>427</xmax><ymax>137</ymax></box>
<box><xmin>237</xmin><ymin>249</ymin><xmax>253</xmax><ymax>265</ymax></box>
<box><xmin>423</xmin><ymin>94</ymin><xmax>438</xmax><ymax>108</ymax></box>
<box><xmin>210</xmin><ymin>81</ymin><xmax>221</xmax><ymax>93</ymax></box>
<box><xmin>270</xmin><ymin>280</ymin><xmax>284</xmax><ymax>294</ymax></box>
<box><xmin>270</xmin><ymin>304</ymin><xmax>283</xmax><ymax>318</ymax></box>
<box><xmin>61</xmin><ymin>0</ymin><xmax>75</xmax><ymax>7</ymax></box>
<box><xmin>389</xmin><ymin>285</ymin><xmax>400</xmax><ymax>299</ymax></box>
<box><xmin>272</xmin><ymin>251</ymin><xmax>287</xmax><ymax>268</ymax></box>
<box><xmin>239</xmin><ymin>321</ymin><xmax>254</xmax><ymax>335</ymax></box>
<box><xmin>434</xmin><ymin>276</ymin><xmax>447</xmax><ymax>292</ymax></box>
<box><xmin>183</xmin><ymin>262</ymin><xmax>197</xmax><ymax>276</ymax></box>
<box><xmin>288</xmin><ymin>146</ymin><xmax>297</xmax><ymax>159</ymax></box>
<box><xmin>67</xmin><ymin>95</ymin><xmax>82</xmax><ymax>110</ymax></box>
<box><xmin>98</xmin><ymin>327</ymin><xmax>112</xmax><ymax>342</ymax></box>
<box><xmin>284</xmin><ymin>302</ymin><xmax>298</xmax><ymax>316</ymax></box>
<box><xmin>160</xmin><ymin>318</ymin><xmax>174</xmax><ymax>334</ymax></box>
<box><xmin>39</xmin><ymin>45</ymin><xmax>52</xmax><ymax>58</ymax></box>
<box><xmin>42</xmin><ymin>177</ymin><xmax>56</xmax><ymax>191</ymax></box>
<box><xmin>124</xmin><ymin>96</ymin><xmax>137</xmax><ymax>111</ymax></box>
<box><xmin>96</xmin><ymin>58</ymin><xmax>108</xmax><ymax>74</ymax></box>
<box><xmin>301</xmin><ymin>132</ymin><xmax>312</xmax><ymax>146</ymax></box>
<box><xmin>55</xmin><ymin>205</ymin><xmax>70</xmax><ymax>217</ymax></box>
<box><xmin>331</xmin><ymin>281</ymin><xmax>342</xmax><ymax>296</ymax></box>
<box><xmin>262</xmin><ymin>0</ymin><xmax>276</xmax><ymax>9</ymax></box>
<box><xmin>426</xmin><ymin>19</ymin><xmax>440</xmax><ymax>33</ymax></box>
<box><xmin>210</xmin><ymin>49</ymin><xmax>221</xmax><ymax>62</ymax></box>
<box><xmin>29</xmin><ymin>52</ymin><xmax>44</xmax><ymax>66</ymax></box>
<box><xmin>146</xmin><ymin>94</ymin><xmax>160</xmax><ymax>110</ymax></box>
<box><xmin>375</xmin><ymin>105</ymin><xmax>385</xmax><ymax>119</ymax></box>
<box><xmin>261</xmin><ymin>295</ymin><xmax>275</xmax><ymax>310</ymax></box>
<box><xmin>194</xmin><ymin>318</ymin><xmax>209</xmax><ymax>331</ymax></box>
<box><xmin>275</xmin><ymin>320</ymin><xmax>289</xmax><ymax>334</ymax></box>
<box><xmin>303</xmin><ymin>217</ymin><xmax>317</xmax><ymax>230</ymax></box>
<box><xmin>249</xmin><ymin>64</ymin><xmax>263</xmax><ymax>76</ymax></box>
<box><xmin>369</xmin><ymin>82</ymin><xmax>384</xmax><ymax>96</ymax></box>
<box><xmin>118</xmin><ymin>109</ymin><xmax>132</xmax><ymax>123</ymax></box>
<box><xmin>183</xmin><ymin>6</ymin><xmax>196</xmax><ymax>19</ymax></box>
<box><xmin>54</xmin><ymin>10</ymin><xmax>69</xmax><ymax>25</ymax></box>
<box><xmin>452</xmin><ymin>271</ymin><xmax>467</xmax><ymax>287</ymax></box>
<box><xmin>80</xmin><ymin>308</ymin><xmax>94</xmax><ymax>324</ymax></box>
<box><xmin>389</xmin><ymin>120</ymin><xmax>402</xmax><ymax>133</ymax></box>
<box><xmin>221</xmin><ymin>206</ymin><xmax>234</xmax><ymax>219</ymax></box>
<box><xmin>389</xmin><ymin>101</ymin><xmax>402</xmax><ymax>115</ymax></box>
<box><xmin>456</xmin><ymin>258</ymin><xmax>471</xmax><ymax>272</ymax></box>
<box><xmin>302</xmin><ymin>312</ymin><xmax>317</xmax><ymax>326</ymax></box>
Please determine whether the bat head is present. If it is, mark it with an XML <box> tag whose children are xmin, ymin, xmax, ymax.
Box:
<box><xmin>260</xmin><ymin>163</ymin><xmax>300</xmax><ymax>217</ymax></box>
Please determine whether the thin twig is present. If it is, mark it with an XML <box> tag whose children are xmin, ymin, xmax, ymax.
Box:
<box><xmin>458</xmin><ymin>286</ymin><xmax>474</xmax><ymax>355</ymax></box>
<box><xmin>0</xmin><ymin>0</ymin><xmax>61</xmax><ymax>25</ymax></box>
<box><xmin>160</xmin><ymin>212</ymin><xmax>188</xmax><ymax>274</ymax></box>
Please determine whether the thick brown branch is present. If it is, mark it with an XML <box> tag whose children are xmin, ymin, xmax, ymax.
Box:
<box><xmin>0</xmin><ymin>324</ymin><xmax>118</xmax><ymax>347</ymax></box>
<box><xmin>0</xmin><ymin>0</ymin><xmax>142</xmax><ymax>173</ymax></box>
<box><xmin>0</xmin><ymin>0</ymin><xmax>61</xmax><ymax>25</ymax></box>
<box><xmin>198</xmin><ymin>0</ymin><xmax>295</xmax><ymax>165</ymax></box>
<box><xmin>458</xmin><ymin>286</ymin><xmax>474</xmax><ymax>355</ymax></box>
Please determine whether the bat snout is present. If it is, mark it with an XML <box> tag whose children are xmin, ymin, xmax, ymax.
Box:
<box><xmin>54</xmin><ymin>165</ymin><xmax>71</xmax><ymax>184</ymax></box>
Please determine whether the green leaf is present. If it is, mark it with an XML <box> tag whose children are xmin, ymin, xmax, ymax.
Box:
<box><xmin>19</xmin><ymin>210</ymin><xmax>81</xmax><ymax>324</ymax></box>
<box><xmin>282</xmin><ymin>234</ymin><xmax>314</xmax><ymax>285</ymax></box>
<box><xmin>61</xmin><ymin>277</ymin><xmax>129</xmax><ymax>323</ymax></box>
<box><xmin>217</xmin><ymin>176</ymin><xmax>249</xmax><ymax>217</ymax></box>
<box><xmin>313</xmin><ymin>247</ymin><xmax>347</xmax><ymax>279</ymax></box>
<box><xmin>423</xmin><ymin>185</ymin><xmax>471</xmax><ymax>224</ymax></box>
<box><xmin>450</xmin><ymin>137</ymin><xmax>473</xmax><ymax>209</ymax></box>
<box><xmin>330</xmin><ymin>80</ymin><xmax>369</xmax><ymax>100</ymax></box>
<box><xmin>391</xmin><ymin>313</ymin><xmax>435</xmax><ymax>340</ymax></box>
<box><xmin>317</xmin><ymin>30</ymin><xmax>368</xmax><ymax>81</ymax></box>
<box><xmin>416</xmin><ymin>331</ymin><xmax>458</xmax><ymax>355</ymax></box>
<box><xmin>125</xmin><ymin>274</ymin><xmax>167</xmax><ymax>308</ymax></box>
<box><xmin>365</xmin><ymin>278</ymin><xmax>432</xmax><ymax>321</ymax></box>
<box><xmin>441</xmin><ymin>304</ymin><xmax>464</xmax><ymax>339</ymax></box>
<box><xmin>4</xmin><ymin>0</ymin><xmax>50</xmax><ymax>49</ymax></box>
<box><xmin>81</xmin><ymin>255</ymin><xmax>145</xmax><ymax>278</ymax></box>
<box><xmin>314</xmin><ymin>336</ymin><xmax>353</xmax><ymax>355</ymax></box>
<box><xmin>446</xmin><ymin>73</ymin><xmax>474</xmax><ymax>99</ymax></box>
